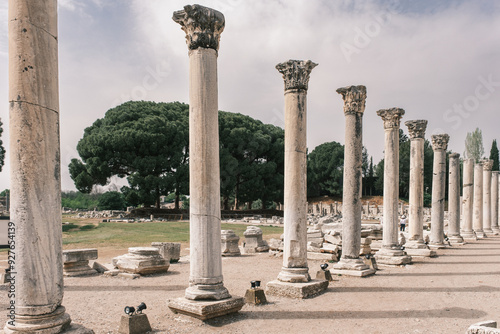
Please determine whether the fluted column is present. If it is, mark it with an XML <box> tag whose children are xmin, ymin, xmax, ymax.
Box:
<box><xmin>461</xmin><ymin>159</ymin><xmax>476</xmax><ymax>239</ymax></box>
<box><xmin>405</xmin><ymin>120</ymin><xmax>427</xmax><ymax>248</ymax></box>
<box><xmin>448</xmin><ymin>153</ymin><xmax>464</xmax><ymax>243</ymax></box>
<box><xmin>6</xmin><ymin>1</ymin><xmax>74</xmax><ymax>332</ymax></box>
<box><xmin>492</xmin><ymin>171</ymin><xmax>499</xmax><ymax>234</ymax></box>
<box><xmin>173</xmin><ymin>4</ymin><xmax>229</xmax><ymax>300</ymax></box>
<box><xmin>332</xmin><ymin>86</ymin><xmax>373</xmax><ymax>275</ymax></box>
<box><xmin>374</xmin><ymin>108</ymin><xmax>411</xmax><ymax>265</ymax></box>
<box><xmin>429</xmin><ymin>134</ymin><xmax>450</xmax><ymax>247</ymax></box>
<box><xmin>482</xmin><ymin>160</ymin><xmax>494</xmax><ymax>235</ymax></box>
<box><xmin>473</xmin><ymin>162</ymin><xmax>484</xmax><ymax>238</ymax></box>
<box><xmin>274</xmin><ymin>59</ymin><xmax>317</xmax><ymax>283</ymax></box>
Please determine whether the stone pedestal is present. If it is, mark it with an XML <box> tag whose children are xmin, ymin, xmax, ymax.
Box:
<box><xmin>429</xmin><ymin>134</ymin><xmax>450</xmax><ymax>248</ymax></box>
<box><xmin>171</xmin><ymin>5</ymin><xmax>243</xmax><ymax>319</ymax></box>
<box><xmin>242</xmin><ymin>226</ymin><xmax>269</xmax><ymax>253</ymax></box>
<box><xmin>244</xmin><ymin>289</ymin><xmax>267</xmax><ymax>305</ymax></box>
<box><xmin>333</xmin><ymin>85</ymin><xmax>373</xmax><ymax>277</ymax></box>
<box><xmin>151</xmin><ymin>242</ymin><xmax>181</xmax><ymax>263</ymax></box>
<box><xmin>404</xmin><ymin>120</ymin><xmax>435</xmax><ymax>256</ymax></box>
<box><xmin>473</xmin><ymin>163</ymin><xmax>485</xmax><ymax>238</ymax></box>
<box><xmin>374</xmin><ymin>108</ymin><xmax>411</xmax><ymax>265</ymax></box>
<box><xmin>482</xmin><ymin>160</ymin><xmax>494</xmax><ymax>235</ymax></box>
<box><xmin>448</xmin><ymin>153</ymin><xmax>464</xmax><ymax>244</ymax></box>
<box><xmin>118</xmin><ymin>314</ymin><xmax>152</xmax><ymax>334</ymax></box>
<box><xmin>113</xmin><ymin>247</ymin><xmax>169</xmax><ymax>275</ymax></box>
<box><xmin>221</xmin><ymin>230</ymin><xmax>241</xmax><ymax>256</ymax></box>
<box><xmin>63</xmin><ymin>249</ymin><xmax>98</xmax><ymax>277</ymax></box>
<box><xmin>266</xmin><ymin>280</ymin><xmax>329</xmax><ymax>299</ymax></box>
<box><xmin>467</xmin><ymin>320</ymin><xmax>500</xmax><ymax>334</ymax></box>
<box><xmin>492</xmin><ymin>172</ymin><xmax>500</xmax><ymax>234</ymax></box>
<box><xmin>461</xmin><ymin>159</ymin><xmax>477</xmax><ymax>240</ymax></box>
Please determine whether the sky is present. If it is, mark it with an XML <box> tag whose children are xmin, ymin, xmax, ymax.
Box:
<box><xmin>0</xmin><ymin>0</ymin><xmax>499</xmax><ymax>191</ymax></box>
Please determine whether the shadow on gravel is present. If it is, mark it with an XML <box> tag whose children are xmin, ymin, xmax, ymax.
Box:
<box><xmin>427</xmin><ymin>261</ymin><xmax>500</xmax><ymax>264</ymax></box>
<box><xmin>204</xmin><ymin>307</ymin><xmax>486</xmax><ymax>326</ymax></box>
<box><xmin>63</xmin><ymin>285</ymin><xmax>186</xmax><ymax>291</ymax></box>
<box><xmin>376</xmin><ymin>271</ymin><xmax>500</xmax><ymax>276</ymax></box>
<box><xmin>329</xmin><ymin>285</ymin><xmax>500</xmax><ymax>293</ymax></box>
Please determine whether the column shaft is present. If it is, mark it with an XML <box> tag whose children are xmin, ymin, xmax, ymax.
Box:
<box><xmin>461</xmin><ymin>159</ymin><xmax>475</xmax><ymax>238</ymax></box>
<box><xmin>430</xmin><ymin>150</ymin><xmax>447</xmax><ymax>244</ymax></box>
<box><xmin>492</xmin><ymin>172</ymin><xmax>499</xmax><ymax>233</ymax></box>
<box><xmin>482</xmin><ymin>160</ymin><xmax>493</xmax><ymax>234</ymax></box>
<box><xmin>447</xmin><ymin>153</ymin><xmax>463</xmax><ymax>242</ymax></box>
<box><xmin>473</xmin><ymin>163</ymin><xmax>484</xmax><ymax>237</ymax></box>
<box><xmin>382</xmin><ymin>127</ymin><xmax>400</xmax><ymax>248</ymax></box>
<box><xmin>408</xmin><ymin>138</ymin><xmax>425</xmax><ymax>243</ymax></box>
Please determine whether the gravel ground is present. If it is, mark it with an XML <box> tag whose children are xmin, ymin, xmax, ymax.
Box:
<box><xmin>1</xmin><ymin>236</ymin><xmax>499</xmax><ymax>333</ymax></box>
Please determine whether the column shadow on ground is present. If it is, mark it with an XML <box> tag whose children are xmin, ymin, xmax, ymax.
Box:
<box><xmin>375</xmin><ymin>271</ymin><xmax>500</xmax><ymax>277</ymax></box>
<box><xmin>427</xmin><ymin>261</ymin><xmax>500</xmax><ymax>264</ymax></box>
<box><xmin>203</xmin><ymin>307</ymin><xmax>486</xmax><ymax>327</ymax></box>
<box><xmin>329</xmin><ymin>285</ymin><xmax>500</xmax><ymax>293</ymax></box>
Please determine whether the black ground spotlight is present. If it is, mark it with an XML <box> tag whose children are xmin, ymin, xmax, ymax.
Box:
<box><xmin>320</xmin><ymin>263</ymin><xmax>328</xmax><ymax>271</ymax></box>
<box><xmin>250</xmin><ymin>280</ymin><xmax>256</xmax><ymax>289</ymax></box>
<box><xmin>124</xmin><ymin>306</ymin><xmax>135</xmax><ymax>316</ymax></box>
<box><xmin>136</xmin><ymin>302</ymin><xmax>147</xmax><ymax>314</ymax></box>
<box><xmin>255</xmin><ymin>280</ymin><xmax>261</xmax><ymax>288</ymax></box>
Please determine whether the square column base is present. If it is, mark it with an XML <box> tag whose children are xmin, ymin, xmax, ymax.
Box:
<box><xmin>329</xmin><ymin>268</ymin><xmax>375</xmax><ymax>277</ymax></box>
<box><xmin>374</xmin><ymin>249</ymin><xmax>412</xmax><ymax>266</ymax></box>
<box><xmin>475</xmin><ymin>231</ymin><xmax>487</xmax><ymax>238</ymax></box>
<box><xmin>428</xmin><ymin>243</ymin><xmax>449</xmax><ymax>249</ymax></box>
<box><xmin>404</xmin><ymin>248</ymin><xmax>437</xmax><ymax>257</ymax></box>
<box><xmin>167</xmin><ymin>297</ymin><xmax>245</xmax><ymax>321</ymax></box>
<box><xmin>266</xmin><ymin>279</ymin><xmax>328</xmax><ymax>299</ymax></box>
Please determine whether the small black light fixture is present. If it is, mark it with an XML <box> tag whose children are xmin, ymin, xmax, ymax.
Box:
<box><xmin>136</xmin><ymin>302</ymin><xmax>147</xmax><ymax>314</ymax></box>
<box><xmin>365</xmin><ymin>254</ymin><xmax>371</xmax><ymax>259</ymax></box>
<box><xmin>320</xmin><ymin>263</ymin><xmax>328</xmax><ymax>271</ymax></box>
<box><xmin>250</xmin><ymin>280</ymin><xmax>256</xmax><ymax>289</ymax></box>
<box><xmin>124</xmin><ymin>306</ymin><xmax>135</xmax><ymax>316</ymax></box>
<box><xmin>255</xmin><ymin>280</ymin><xmax>261</xmax><ymax>288</ymax></box>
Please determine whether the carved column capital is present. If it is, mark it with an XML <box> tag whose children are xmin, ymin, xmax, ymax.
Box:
<box><xmin>336</xmin><ymin>85</ymin><xmax>366</xmax><ymax>115</ymax></box>
<box><xmin>405</xmin><ymin>120</ymin><xmax>427</xmax><ymax>140</ymax></box>
<box><xmin>449</xmin><ymin>152</ymin><xmax>460</xmax><ymax>159</ymax></box>
<box><xmin>431</xmin><ymin>134</ymin><xmax>450</xmax><ymax>151</ymax></box>
<box><xmin>172</xmin><ymin>4</ymin><xmax>225</xmax><ymax>52</ymax></box>
<box><xmin>276</xmin><ymin>59</ymin><xmax>318</xmax><ymax>91</ymax></box>
<box><xmin>482</xmin><ymin>159</ymin><xmax>494</xmax><ymax>171</ymax></box>
<box><xmin>377</xmin><ymin>108</ymin><xmax>405</xmax><ymax>129</ymax></box>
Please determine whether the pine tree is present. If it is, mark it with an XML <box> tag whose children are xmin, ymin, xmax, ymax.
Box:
<box><xmin>490</xmin><ymin>139</ymin><xmax>499</xmax><ymax>171</ymax></box>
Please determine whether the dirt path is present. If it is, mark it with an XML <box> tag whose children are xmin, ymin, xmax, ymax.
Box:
<box><xmin>0</xmin><ymin>236</ymin><xmax>499</xmax><ymax>333</ymax></box>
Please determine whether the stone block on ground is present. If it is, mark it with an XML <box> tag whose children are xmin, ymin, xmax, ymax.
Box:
<box><xmin>92</xmin><ymin>261</ymin><xmax>109</xmax><ymax>273</ymax></box>
<box><xmin>324</xmin><ymin>233</ymin><xmax>342</xmax><ymax>245</ymax></box>
<box><xmin>307</xmin><ymin>252</ymin><xmax>338</xmax><ymax>261</ymax></box>
<box><xmin>243</xmin><ymin>226</ymin><xmax>269</xmax><ymax>253</ymax></box>
<box><xmin>151</xmin><ymin>242</ymin><xmax>181</xmax><ymax>263</ymax></box>
<box><xmin>268</xmin><ymin>238</ymin><xmax>283</xmax><ymax>251</ymax></box>
<box><xmin>466</xmin><ymin>320</ymin><xmax>500</xmax><ymax>334</ymax></box>
<box><xmin>168</xmin><ymin>297</ymin><xmax>245</xmax><ymax>321</ymax></box>
<box><xmin>113</xmin><ymin>247</ymin><xmax>169</xmax><ymax>275</ymax></box>
<box><xmin>221</xmin><ymin>230</ymin><xmax>241</xmax><ymax>256</ymax></box>
<box><xmin>321</xmin><ymin>243</ymin><xmax>340</xmax><ymax>254</ymax></box>
<box><xmin>118</xmin><ymin>313</ymin><xmax>152</xmax><ymax>334</ymax></box>
<box><xmin>244</xmin><ymin>288</ymin><xmax>267</xmax><ymax>305</ymax></box>
<box><xmin>266</xmin><ymin>279</ymin><xmax>329</xmax><ymax>299</ymax></box>
<box><xmin>63</xmin><ymin>249</ymin><xmax>98</xmax><ymax>277</ymax></box>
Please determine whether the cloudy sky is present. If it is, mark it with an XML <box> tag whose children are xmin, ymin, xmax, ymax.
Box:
<box><xmin>0</xmin><ymin>0</ymin><xmax>499</xmax><ymax>191</ymax></box>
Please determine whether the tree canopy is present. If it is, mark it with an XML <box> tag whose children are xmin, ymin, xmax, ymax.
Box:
<box><xmin>69</xmin><ymin>101</ymin><xmax>189</xmax><ymax>208</ymax></box>
<box><xmin>490</xmin><ymin>139</ymin><xmax>499</xmax><ymax>171</ymax></box>
<box><xmin>307</xmin><ymin>141</ymin><xmax>344</xmax><ymax>197</ymax></box>
<box><xmin>0</xmin><ymin>118</ymin><xmax>5</xmax><ymax>172</ymax></box>
<box><xmin>464</xmin><ymin>128</ymin><xmax>484</xmax><ymax>162</ymax></box>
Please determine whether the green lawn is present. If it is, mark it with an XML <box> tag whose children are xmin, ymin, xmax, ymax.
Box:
<box><xmin>62</xmin><ymin>221</ymin><xmax>283</xmax><ymax>247</ymax></box>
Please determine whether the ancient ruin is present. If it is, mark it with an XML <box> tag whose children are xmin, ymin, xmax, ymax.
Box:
<box><xmin>482</xmin><ymin>159</ymin><xmax>494</xmax><ymax>235</ymax></box>
<box><xmin>62</xmin><ymin>249</ymin><xmax>98</xmax><ymax>277</ymax></box>
<box><xmin>462</xmin><ymin>159</ymin><xmax>477</xmax><ymax>240</ymax></box>
<box><xmin>473</xmin><ymin>162</ymin><xmax>485</xmax><ymax>238</ymax></box>
<box><xmin>168</xmin><ymin>4</ymin><xmax>244</xmax><ymax>319</ymax></box>
<box><xmin>448</xmin><ymin>153</ymin><xmax>464</xmax><ymax>244</ymax></box>
<box><xmin>113</xmin><ymin>247</ymin><xmax>169</xmax><ymax>275</ymax></box>
<box><xmin>492</xmin><ymin>171</ymin><xmax>500</xmax><ymax>234</ymax></box>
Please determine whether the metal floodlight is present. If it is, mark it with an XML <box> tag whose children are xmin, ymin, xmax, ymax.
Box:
<box><xmin>136</xmin><ymin>302</ymin><xmax>147</xmax><ymax>314</ymax></box>
<box><xmin>250</xmin><ymin>280</ymin><xmax>256</xmax><ymax>289</ymax></box>
<box><xmin>365</xmin><ymin>254</ymin><xmax>371</xmax><ymax>259</ymax></box>
<box><xmin>124</xmin><ymin>306</ymin><xmax>135</xmax><ymax>316</ymax></box>
<box><xmin>255</xmin><ymin>280</ymin><xmax>261</xmax><ymax>288</ymax></box>
<box><xmin>320</xmin><ymin>263</ymin><xmax>328</xmax><ymax>271</ymax></box>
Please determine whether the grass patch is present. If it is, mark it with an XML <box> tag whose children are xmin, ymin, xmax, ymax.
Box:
<box><xmin>62</xmin><ymin>223</ymin><xmax>79</xmax><ymax>232</ymax></box>
<box><xmin>62</xmin><ymin>221</ymin><xmax>283</xmax><ymax>248</ymax></box>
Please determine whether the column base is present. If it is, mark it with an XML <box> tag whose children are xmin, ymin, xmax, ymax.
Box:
<box><xmin>475</xmin><ymin>231</ymin><xmax>487</xmax><ymax>239</ymax></box>
<box><xmin>4</xmin><ymin>306</ymin><xmax>72</xmax><ymax>334</ymax></box>
<box><xmin>330</xmin><ymin>258</ymin><xmax>375</xmax><ymax>277</ymax></box>
<box><xmin>404</xmin><ymin>248</ymin><xmax>437</xmax><ymax>258</ymax></box>
<box><xmin>63</xmin><ymin>261</ymin><xmax>97</xmax><ymax>277</ymax></box>
<box><xmin>461</xmin><ymin>230</ymin><xmax>477</xmax><ymax>241</ymax></box>
<box><xmin>276</xmin><ymin>267</ymin><xmax>311</xmax><ymax>283</ymax></box>
<box><xmin>168</xmin><ymin>296</ymin><xmax>245</xmax><ymax>321</ymax></box>
<box><xmin>428</xmin><ymin>242</ymin><xmax>450</xmax><ymax>249</ymax></box>
<box><xmin>185</xmin><ymin>283</ymin><xmax>231</xmax><ymax>300</ymax></box>
<box><xmin>448</xmin><ymin>235</ymin><xmax>465</xmax><ymax>245</ymax></box>
<box><xmin>374</xmin><ymin>248</ymin><xmax>412</xmax><ymax>266</ymax></box>
<box><xmin>266</xmin><ymin>279</ymin><xmax>328</xmax><ymax>299</ymax></box>
<box><xmin>484</xmin><ymin>229</ymin><xmax>497</xmax><ymax>236</ymax></box>
<box><xmin>492</xmin><ymin>227</ymin><xmax>500</xmax><ymax>234</ymax></box>
<box><xmin>405</xmin><ymin>240</ymin><xmax>428</xmax><ymax>249</ymax></box>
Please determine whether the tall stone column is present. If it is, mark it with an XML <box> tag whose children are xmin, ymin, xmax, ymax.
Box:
<box><xmin>461</xmin><ymin>159</ymin><xmax>476</xmax><ymax>240</ymax></box>
<box><xmin>482</xmin><ymin>159</ymin><xmax>494</xmax><ymax>235</ymax></box>
<box><xmin>447</xmin><ymin>153</ymin><xmax>464</xmax><ymax>244</ymax></box>
<box><xmin>169</xmin><ymin>4</ymin><xmax>244</xmax><ymax>319</ymax></box>
<box><xmin>403</xmin><ymin>120</ymin><xmax>435</xmax><ymax>257</ymax></box>
<box><xmin>331</xmin><ymin>86</ymin><xmax>374</xmax><ymax>276</ymax></box>
<box><xmin>374</xmin><ymin>108</ymin><xmax>411</xmax><ymax>265</ymax></box>
<box><xmin>429</xmin><ymin>134</ymin><xmax>450</xmax><ymax>248</ymax></box>
<box><xmin>492</xmin><ymin>171</ymin><xmax>499</xmax><ymax>234</ymax></box>
<box><xmin>266</xmin><ymin>59</ymin><xmax>328</xmax><ymax>298</ymax></box>
<box><xmin>473</xmin><ymin>162</ymin><xmax>485</xmax><ymax>238</ymax></box>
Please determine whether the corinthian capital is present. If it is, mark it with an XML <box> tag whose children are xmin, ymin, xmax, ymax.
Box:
<box><xmin>276</xmin><ymin>60</ymin><xmax>318</xmax><ymax>91</ymax></box>
<box><xmin>405</xmin><ymin>120</ymin><xmax>427</xmax><ymax>140</ymax></box>
<box><xmin>172</xmin><ymin>4</ymin><xmax>225</xmax><ymax>52</ymax></box>
<box><xmin>482</xmin><ymin>159</ymin><xmax>494</xmax><ymax>171</ymax></box>
<box><xmin>377</xmin><ymin>108</ymin><xmax>405</xmax><ymax>129</ymax></box>
<box><xmin>431</xmin><ymin>134</ymin><xmax>450</xmax><ymax>151</ymax></box>
<box><xmin>336</xmin><ymin>85</ymin><xmax>366</xmax><ymax>115</ymax></box>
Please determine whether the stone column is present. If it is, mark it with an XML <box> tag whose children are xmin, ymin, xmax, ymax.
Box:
<box><xmin>6</xmin><ymin>1</ymin><xmax>77</xmax><ymax>332</ymax></box>
<box><xmin>482</xmin><ymin>159</ymin><xmax>494</xmax><ymax>235</ymax></box>
<box><xmin>492</xmin><ymin>171</ymin><xmax>499</xmax><ymax>234</ymax></box>
<box><xmin>429</xmin><ymin>134</ymin><xmax>450</xmax><ymax>248</ymax></box>
<box><xmin>266</xmin><ymin>59</ymin><xmax>328</xmax><ymax>298</ymax></box>
<box><xmin>448</xmin><ymin>153</ymin><xmax>464</xmax><ymax>244</ymax></box>
<box><xmin>331</xmin><ymin>86</ymin><xmax>374</xmax><ymax>276</ymax></box>
<box><xmin>374</xmin><ymin>108</ymin><xmax>411</xmax><ymax>265</ymax></box>
<box><xmin>169</xmin><ymin>4</ymin><xmax>244</xmax><ymax>319</ymax></box>
<box><xmin>403</xmin><ymin>120</ymin><xmax>435</xmax><ymax>257</ymax></box>
<box><xmin>461</xmin><ymin>159</ymin><xmax>476</xmax><ymax>240</ymax></box>
<box><xmin>473</xmin><ymin>162</ymin><xmax>485</xmax><ymax>238</ymax></box>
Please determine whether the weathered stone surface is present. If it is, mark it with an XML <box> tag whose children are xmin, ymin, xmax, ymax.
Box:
<box><xmin>276</xmin><ymin>59</ymin><xmax>318</xmax><ymax>91</ymax></box>
<box><xmin>320</xmin><ymin>243</ymin><xmax>339</xmax><ymax>254</ymax></box>
<box><xmin>268</xmin><ymin>238</ymin><xmax>283</xmax><ymax>251</ymax></box>
<box><xmin>462</xmin><ymin>159</ymin><xmax>476</xmax><ymax>239</ymax></box>
<box><xmin>118</xmin><ymin>313</ymin><xmax>151</xmax><ymax>334</ymax></box>
<box><xmin>430</xmin><ymin>134</ymin><xmax>449</xmax><ymax>246</ymax></box>
<box><xmin>467</xmin><ymin>320</ymin><xmax>500</xmax><ymax>334</ymax></box>
<box><xmin>151</xmin><ymin>242</ymin><xmax>181</xmax><ymax>263</ymax></box>
<box><xmin>243</xmin><ymin>226</ymin><xmax>269</xmax><ymax>253</ymax></box>
<box><xmin>473</xmin><ymin>163</ymin><xmax>485</xmax><ymax>238</ymax></box>
<box><xmin>63</xmin><ymin>249</ymin><xmax>98</xmax><ymax>263</ymax></box>
<box><xmin>375</xmin><ymin>248</ymin><xmax>412</xmax><ymax>266</ymax></box>
<box><xmin>324</xmin><ymin>233</ymin><xmax>342</xmax><ymax>245</ymax></box>
<box><xmin>307</xmin><ymin>252</ymin><xmax>338</xmax><ymax>261</ymax></box>
<box><xmin>315</xmin><ymin>270</ymin><xmax>333</xmax><ymax>281</ymax></box>
<box><xmin>331</xmin><ymin>257</ymin><xmax>375</xmax><ymax>277</ymax></box>
<box><xmin>62</xmin><ymin>249</ymin><xmax>98</xmax><ymax>277</ymax></box>
<box><xmin>168</xmin><ymin>297</ymin><xmax>245</xmax><ymax>321</ymax></box>
<box><xmin>404</xmin><ymin>248</ymin><xmax>437</xmax><ymax>257</ymax></box>
<box><xmin>492</xmin><ymin>172</ymin><xmax>500</xmax><ymax>234</ymax></box>
<box><xmin>113</xmin><ymin>247</ymin><xmax>169</xmax><ymax>275</ymax></box>
<box><xmin>92</xmin><ymin>261</ymin><xmax>109</xmax><ymax>274</ymax></box>
<box><xmin>448</xmin><ymin>153</ymin><xmax>464</xmax><ymax>243</ymax></box>
<box><xmin>244</xmin><ymin>289</ymin><xmax>267</xmax><ymax>305</ymax></box>
<box><xmin>483</xmin><ymin>159</ymin><xmax>494</xmax><ymax>234</ymax></box>
<box><xmin>220</xmin><ymin>230</ymin><xmax>241</xmax><ymax>256</ymax></box>
<box><xmin>266</xmin><ymin>280</ymin><xmax>328</xmax><ymax>299</ymax></box>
